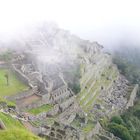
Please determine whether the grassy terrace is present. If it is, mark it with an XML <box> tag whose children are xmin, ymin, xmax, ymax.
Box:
<box><xmin>82</xmin><ymin>122</ymin><xmax>95</xmax><ymax>134</ymax></box>
<box><xmin>0</xmin><ymin>112</ymin><xmax>24</xmax><ymax>129</ymax></box>
<box><xmin>80</xmin><ymin>65</ymin><xmax>96</xmax><ymax>86</ymax></box>
<box><xmin>31</xmin><ymin>117</ymin><xmax>55</xmax><ymax>127</ymax></box>
<box><xmin>0</xmin><ymin>69</ymin><xmax>28</xmax><ymax>97</ymax></box>
<box><xmin>27</xmin><ymin>104</ymin><xmax>53</xmax><ymax>115</ymax></box>
<box><xmin>71</xmin><ymin>118</ymin><xmax>95</xmax><ymax>134</ymax></box>
<box><xmin>77</xmin><ymin>66</ymin><xmax>118</xmax><ymax>112</ymax></box>
<box><xmin>78</xmin><ymin>70</ymin><xmax>96</xmax><ymax>100</ymax></box>
<box><xmin>72</xmin><ymin>66</ymin><xmax>119</xmax><ymax>135</ymax></box>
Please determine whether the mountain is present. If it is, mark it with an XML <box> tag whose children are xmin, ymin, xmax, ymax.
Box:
<box><xmin>0</xmin><ymin>23</ymin><xmax>138</xmax><ymax>140</ymax></box>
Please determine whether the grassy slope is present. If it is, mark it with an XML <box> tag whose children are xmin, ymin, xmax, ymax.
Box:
<box><xmin>0</xmin><ymin>112</ymin><xmax>42</xmax><ymax>140</ymax></box>
<box><xmin>0</xmin><ymin>69</ymin><xmax>28</xmax><ymax>97</ymax></box>
<box><xmin>28</xmin><ymin>104</ymin><xmax>53</xmax><ymax>115</ymax></box>
<box><xmin>0</xmin><ymin>112</ymin><xmax>24</xmax><ymax>129</ymax></box>
<box><xmin>0</xmin><ymin>67</ymin><xmax>41</xmax><ymax>140</ymax></box>
<box><xmin>0</xmin><ymin>129</ymin><xmax>42</xmax><ymax>140</ymax></box>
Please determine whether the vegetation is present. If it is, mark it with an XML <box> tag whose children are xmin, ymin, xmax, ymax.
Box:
<box><xmin>108</xmin><ymin>123</ymin><xmax>133</xmax><ymax>140</ymax></box>
<box><xmin>104</xmin><ymin>47</ymin><xmax>140</xmax><ymax>140</ymax></box>
<box><xmin>78</xmin><ymin>65</ymin><xmax>118</xmax><ymax>112</ymax></box>
<box><xmin>82</xmin><ymin>120</ymin><xmax>95</xmax><ymax>134</ymax></box>
<box><xmin>0</xmin><ymin>112</ymin><xmax>24</xmax><ymax>129</ymax></box>
<box><xmin>27</xmin><ymin>104</ymin><xmax>53</xmax><ymax>115</ymax></box>
<box><xmin>0</xmin><ymin>129</ymin><xmax>42</xmax><ymax>140</ymax></box>
<box><xmin>113</xmin><ymin>47</ymin><xmax>140</xmax><ymax>84</ymax></box>
<box><xmin>104</xmin><ymin>100</ymin><xmax>140</xmax><ymax>140</ymax></box>
<box><xmin>0</xmin><ymin>50</ymin><xmax>14</xmax><ymax>62</ymax></box>
<box><xmin>0</xmin><ymin>112</ymin><xmax>42</xmax><ymax>140</ymax></box>
<box><xmin>68</xmin><ymin>82</ymin><xmax>81</xmax><ymax>94</ymax></box>
<box><xmin>0</xmin><ymin>97</ymin><xmax>16</xmax><ymax>107</ymax></box>
<box><xmin>64</xmin><ymin>63</ymin><xmax>81</xmax><ymax>94</ymax></box>
<box><xmin>0</xmin><ymin>69</ymin><xmax>28</xmax><ymax>97</ymax></box>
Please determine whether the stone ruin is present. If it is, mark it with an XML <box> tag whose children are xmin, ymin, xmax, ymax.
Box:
<box><xmin>38</xmin><ymin>121</ymin><xmax>80</xmax><ymax>140</ymax></box>
<box><xmin>10</xmin><ymin>52</ymin><xmax>73</xmax><ymax>108</ymax></box>
<box><xmin>0</xmin><ymin>23</ymin><xmax>139</xmax><ymax>140</ymax></box>
<box><xmin>5</xmin><ymin>46</ymin><xmax>138</xmax><ymax>140</ymax></box>
<box><xmin>6</xmin><ymin>51</ymin><xmax>80</xmax><ymax>128</ymax></box>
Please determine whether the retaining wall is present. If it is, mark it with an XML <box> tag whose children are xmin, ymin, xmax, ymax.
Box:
<box><xmin>126</xmin><ymin>84</ymin><xmax>139</xmax><ymax>109</ymax></box>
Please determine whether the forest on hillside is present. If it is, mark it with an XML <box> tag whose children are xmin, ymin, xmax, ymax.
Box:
<box><xmin>102</xmin><ymin>47</ymin><xmax>140</xmax><ymax>140</ymax></box>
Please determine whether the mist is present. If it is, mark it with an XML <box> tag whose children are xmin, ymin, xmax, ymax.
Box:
<box><xmin>0</xmin><ymin>0</ymin><xmax>140</xmax><ymax>51</ymax></box>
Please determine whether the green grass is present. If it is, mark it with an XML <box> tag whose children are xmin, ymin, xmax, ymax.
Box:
<box><xmin>0</xmin><ymin>113</ymin><xmax>43</xmax><ymax>140</ymax></box>
<box><xmin>31</xmin><ymin>117</ymin><xmax>55</xmax><ymax>126</ymax></box>
<box><xmin>82</xmin><ymin>121</ymin><xmax>95</xmax><ymax>134</ymax></box>
<box><xmin>28</xmin><ymin>104</ymin><xmax>53</xmax><ymax>115</ymax></box>
<box><xmin>0</xmin><ymin>129</ymin><xmax>42</xmax><ymax>140</ymax></box>
<box><xmin>0</xmin><ymin>112</ymin><xmax>24</xmax><ymax>129</ymax></box>
<box><xmin>0</xmin><ymin>97</ymin><xmax>16</xmax><ymax>107</ymax></box>
<box><xmin>0</xmin><ymin>69</ymin><xmax>28</xmax><ymax>97</ymax></box>
<box><xmin>0</xmin><ymin>112</ymin><xmax>43</xmax><ymax>140</ymax></box>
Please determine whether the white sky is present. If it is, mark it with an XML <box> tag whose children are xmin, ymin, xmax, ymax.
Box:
<box><xmin>0</xmin><ymin>0</ymin><xmax>140</xmax><ymax>48</ymax></box>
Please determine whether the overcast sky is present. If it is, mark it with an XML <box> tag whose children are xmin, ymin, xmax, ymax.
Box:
<box><xmin>0</xmin><ymin>0</ymin><xmax>140</xmax><ymax>49</ymax></box>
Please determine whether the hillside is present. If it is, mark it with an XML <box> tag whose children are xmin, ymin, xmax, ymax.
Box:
<box><xmin>102</xmin><ymin>47</ymin><xmax>140</xmax><ymax>140</ymax></box>
<box><xmin>0</xmin><ymin>24</ymin><xmax>139</xmax><ymax>140</ymax></box>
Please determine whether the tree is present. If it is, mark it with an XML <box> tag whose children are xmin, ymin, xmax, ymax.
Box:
<box><xmin>108</xmin><ymin>123</ymin><xmax>133</xmax><ymax>140</ymax></box>
<box><xmin>111</xmin><ymin>116</ymin><xmax>124</xmax><ymax>125</ymax></box>
<box><xmin>4</xmin><ymin>73</ymin><xmax>9</xmax><ymax>86</ymax></box>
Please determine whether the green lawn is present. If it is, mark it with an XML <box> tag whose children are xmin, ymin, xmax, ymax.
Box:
<box><xmin>28</xmin><ymin>104</ymin><xmax>53</xmax><ymax>115</ymax></box>
<box><xmin>0</xmin><ymin>69</ymin><xmax>28</xmax><ymax>97</ymax></box>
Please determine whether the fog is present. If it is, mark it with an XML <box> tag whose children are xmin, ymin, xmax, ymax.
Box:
<box><xmin>0</xmin><ymin>0</ymin><xmax>140</xmax><ymax>50</ymax></box>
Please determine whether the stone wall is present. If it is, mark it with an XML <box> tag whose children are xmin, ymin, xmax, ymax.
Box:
<box><xmin>29</xmin><ymin>96</ymin><xmax>76</xmax><ymax>121</ymax></box>
<box><xmin>38</xmin><ymin>122</ymin><xmax>80</xmax><ymax>140</ymax></box>
<box><xmin>58</xmin><ymin>101</ymin><xmax>80</xmax><ymax>125</ymax></box>
<box><xmin>59</xmin><ymin>96</ymin><xmax>75</xmax><ymax>111</ymax></box>
<box><xmin>25</xmin><ymin>91</ymin><xmax>74</xmax><ymax>112</ymax></box>
<box><xmin>24</xmin><ymin>99</ymin><xmax>48</xmax><ymax>110</ymax></box>
<box><xmin>126</xmin><ymin>84</ymin><xmax>139</xmax><ymax>109</ymax></box>
<box><xmin>46</xmin><ymin>104</ymin><xmax>60</xmax><ymax>116</ymax></box>
<box><xmin>12</xmin><ymin>64</ymin><xmax>33</xmax><ymax>88</ymax></box>
<box><xmin>50</xmin><ymin>86</ymin><xmax>72</xmax><ymax>104</ymax></box>
<box><xmin>27</xmin><ymin>104</ymin><xmax>59</xmax><ymax>122</ymax></box>
<box><xmin>28</xmin><ymin>96</ymin><xmax>77</xmax><ymax>121</ymax></box>
<box><xmin>6</xmin><ymin>89</ymin><xmax>36</xmax><ymax>101</ymax></box>
<box><xmin>0</xmin><ymin>63</ymin><xmax>9</xmax><ymax>69</ymax></box>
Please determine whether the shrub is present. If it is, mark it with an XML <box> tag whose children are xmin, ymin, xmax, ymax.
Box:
<box><xmin>111</xmin><ymin>116</ymin><xmax>124</xmax><ymax>125</ymax></box>
<box><xmin>108</xmin><ymin>123</ymin><xmax>133</xmax><ymax>140</ymax></box>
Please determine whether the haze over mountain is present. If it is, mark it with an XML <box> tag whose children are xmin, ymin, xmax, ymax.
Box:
<box><xmin>0</xmin><ymin>0</ymin><xmax>140</xmax><ymax>50</ymax></box>
<box><xmin>0</xmin><ymin>1</ymin><xmax>140</xmax><ymax>140</ymax></box>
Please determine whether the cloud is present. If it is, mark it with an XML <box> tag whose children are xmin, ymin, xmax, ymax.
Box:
<box><xmin>0</xmin><ymin>0</ymin><xmax>140</xmax><ymax>49</ymax></box>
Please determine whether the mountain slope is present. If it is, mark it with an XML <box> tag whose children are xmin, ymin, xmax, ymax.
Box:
<box><xmin>0</xmin><ymin>23</ymin><xmax>138</xmax><ymax>140</ymax></box>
